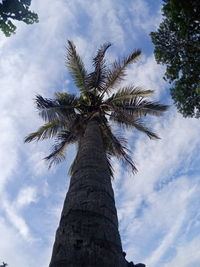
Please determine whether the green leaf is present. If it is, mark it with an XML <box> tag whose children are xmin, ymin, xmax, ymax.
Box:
<box><xmin>150</xmin><ymin>0</ymin><xmax>200</xmax><ymax>117</ymax></box>
<box><xmin>110</xmin><ymin>112</ymin><xmax>160</xmax><ymax>139</ymax></box>
<box><xmin>106</xmin><ymin>86</ymin><xmax>154</xmax><ymax>104</ymax></box>
<box><xmin>102</xmin><ymin>49</ymin><xmax>141</xmax><ymax>95</ymax></box>
<box><xmin>35</xmin><ymin>94</ymin><xmax>76</xmax><ymax>122</ymax></box>
<box><xmin>25</xmin><ymin>41</ymin><xmax>168</xmax><ymax>172</ymax></box>
<box><xmin>0</xmin><ymin>0</ymin><xmax>38</xmax><ymax>37</ymax></box>
<box><xmin>24</xmin><ymin>120</ymin><xmax>67</xmax><ymax>142</ymax></box>
<box><xmin>101</xmin><ymin>122</ymin><xmax>137</xmax><ymax>173</ymax></box>
<box><xmin>45</xmin><ymin>130</ymin><xmax>77</xmax><ymax>168</ymax></box>
<box><xmin>86</xmin><ymin>43</ymin><xmax>111</xmax><ymax>92</ymax></box>
<box><xmin>66</xmin><ymin>40</ymin><xmax>87</xmax><ymax>94</ymax></box>
<box><xmin>122</xmin><ymin>100</ymin><xmax>169</xmax><ymax>117</ymax></box>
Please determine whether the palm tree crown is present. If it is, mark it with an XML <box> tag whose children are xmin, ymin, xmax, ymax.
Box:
<box><xmin>25</xmin><ymin>41</ymin><xmax>168</xmax><ymax>175</ymax></box>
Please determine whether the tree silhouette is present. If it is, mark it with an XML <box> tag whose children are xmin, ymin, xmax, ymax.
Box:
<box><xmin>0</xmin><ymin>0</ymin><xmax>38</xmax><ymax>37</ymax></box>
<box><xmin>150</xmin><ymin>0</ymin><xmax>200</xmax><ymax>118</ymax></box>
<box><xmin>25</xmin><ymin>41</ymin><xmax>167</xmax><ymax>266</ymax></box>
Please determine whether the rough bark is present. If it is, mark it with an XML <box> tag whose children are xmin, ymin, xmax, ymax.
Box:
<box><xmin>49</xmin><ymin>119</ymin><xmax>128</xmax><ymax>267</ymax></box>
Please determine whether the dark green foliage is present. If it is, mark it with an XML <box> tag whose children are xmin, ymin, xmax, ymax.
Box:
<box><xmin>25</xmin><ymin>41</ymin><xmax>168</xmax><ymax>174</ymax></box>
<box><xmin>0</xmin><ymin>0</ymin><xmax>38</xmax><ymax>37</ymax></box>
<box><xmin>150</xmin><ymin>0</ymin><xmax>200</xmax><ymax>118</ymax></box>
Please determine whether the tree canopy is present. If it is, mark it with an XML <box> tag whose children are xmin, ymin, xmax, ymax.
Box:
<box><xmin>150</xmin><ymin>0</ymin><xmax>200</xmax><ymax>118</ymax></box>
<box><xmin>25</xmin><ymin>41</ymin><xmax>168</xmax><ymax>175</ymax></box>
<box><xmin>0</xmin><ymin>0</ymin><xmax>38</xmax><ymax>37</ymax></box>
<box><xmin>25</xmin><ymin>41</ymin><xmax>167</xmax><ymax>266</ymax></box>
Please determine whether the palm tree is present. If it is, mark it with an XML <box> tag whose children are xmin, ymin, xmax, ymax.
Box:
<box><xmin>25</xmin><ymin>41</ymin><xmax>168</xmax><ymax>267</ymax></box>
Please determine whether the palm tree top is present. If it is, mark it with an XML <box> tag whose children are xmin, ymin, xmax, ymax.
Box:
<box><xmin>25</xmin><ymin>40</ymin><xmax>168</xmax><ymax>175</ymax></box>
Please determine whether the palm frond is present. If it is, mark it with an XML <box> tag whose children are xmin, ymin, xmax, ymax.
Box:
<box><xmin>93</xmin><ymin>42</ymin><xmax>111</xmax><ymax>69</ymax></box>
<box><xmin>35</xmin><ymin>94</ymin><xmax>76</xmax><ymax>122</ymax></box>
<box><xmin>102</xmin><ymin>49</ymin><xmax>141</xmax><ymax>95</ymax></box>
<box><xmin>66</xmin><ymin>40</ymin><xmax>87</xmax><ymax>93</ymax></box>
<box><xmin>103</xmin><ymin>60</ymin><xmax>125</xmax><ymax>93</ymax></box>
<box><xmin>24</xmin><ymin>120</ymin><xmax>67</xmax><ymax>142</ymax></box>
<box><xmin>54</xmin><ymin>92</ymin><xmax>74</xmax><ymax>101</ymax></box>
<box><xmin>121</xmin><ymin>99</ymin><xmax>169</xmax><ymax>117</ymax></box>
<box><xmin>131</xmin><ymin>119</ymin><xmax>160</xmax><ymax>139</ymax></box>
<box><xmin>105</xmin><ymin>86</ymin><xmax>154</xmax><ymax>104</ymax></box>
<box><xmin>101</xmin><ymin>122</ymin><xmax>137</xmax><ymax>173</ymax></box>
<box><xmin>110</xmin><ymin>112</ymin><xmax>160</xmax><ymax>139</ymax></box>
<box><xmin>54</xmin><ymin>92</ymin><xmax>78</xmax><ymax>106</ymax></box>
<box><xmin>45</xmin><ymin>130</ymin><xmax>77</xmax><ymax>168</ymax></box>
<box><xmin>86</xmin><ymin>42</ymin><xmax>111</xmax><ymax>92</ymax></box>
<box><xmin>25</xmin><ymin>42</ymin><xmax>168</xmax><ymax>175</ymax></box>
<box><xmin>68</xmin><ymin>151</ymin><xmax>78</xmax><ymax>176</ymax></box>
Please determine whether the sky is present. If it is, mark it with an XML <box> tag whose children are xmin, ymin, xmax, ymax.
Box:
<box><xmin>0</xmin><ymin>0</ymin><xmax>200</xmax><ymax>266</ymax></box>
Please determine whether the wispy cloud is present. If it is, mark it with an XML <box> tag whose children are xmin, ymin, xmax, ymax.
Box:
<box><xmin>129</xmin><ymin>0</ymin><xmax>163</xmax><ymax>32</ymax></box>
<box><xmin>2</xmin><ymin>197</ymin><xmax>32</xmax><ymax>239</ymax></box>
<box><xmin>116</xmin><ymin>109</ymin><xmax>200</xmax><ymax>264</ymax></box>
<box><xmin>163</xmin><ymin>235</ymin><xmax>200</xmax><ymax>267</ymax></box>
<box><xmin>15</xmin><ymin>187</ymin><xmax>38</xmax><ymax>209</ymax></box>
<box><xmin>0</xmin><ymin>1</ymin><xmax>199</xmax><ymax>267</ymax></box>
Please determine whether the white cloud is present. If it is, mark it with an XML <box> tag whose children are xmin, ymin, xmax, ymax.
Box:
<box><xmin>2</xmin><ymin>197</ymin><xmax>31</xmax><ymax>239</ymax></box>
<box><xmin>0</xmin><ymin>0</ymin><xmax>200</xmax><ymax>267</ymax></box>
<box><xmin>117</xmin><ymin>174</ymin><xmax>200</xmax><ymax>264</ymax></box>
<box><xmin>27</xmin><ymin>150</ymin><xmax>50</xmax><ymax>177</ymax></box>
<box><xmin>163</xmin><ymin>236</ymin><xmax>200</xmax><ymax>267</ymax></box>
<box><xmin>15</xmin><ymin>186</ymin><xmax>37</xmax><ymax>209</ymax></box>
<box><xmin>120</xmin><ymin>110</ymin><xmax>200</xmax><ymax>198</ymax></box>
<box><xmin>75</xmin><ymin>0</ymin><xmax>125</xmax><ymax>47</ymax></box>
<box><xmin>130</xmin><ymin>0</ymin><xmax>162</xmax><ymax>32</ymax></box>
<box><xmin>0</xmin><ymin>217</ymin><xmax>51</xmax><ymax>267</ymax></box>
<box><xmin>115</xmin><ymin>110</ymin><xmax>200</xmax><ymax>264</ymax></box>
<box><xmin>112</xmin><ymin>53</ymin><xmax>200</xmax><ymax>265</ymax></box>
<box><xmin>0</xmin><ymin>217</ymin><xmax>28</xmax><ymax>266</ymax></box>
<box><xmin>0</xmin><ymin>116</ymin><xmax>19</xmax><ymax>192</ymax></box>
<box><xmin>144</xmin><ymin>178</ymin><xmax>196</xmax><ymax>265</ymax></box>
<box><xmin>126</xmin><ymin>54</ymin><xmax>168</xmax><ymax>99</ymax></box>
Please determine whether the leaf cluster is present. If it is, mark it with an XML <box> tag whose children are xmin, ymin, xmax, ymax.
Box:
<box><xmin>0</xmin><ymin>0</ymin><xmax>39</xmax><ymax>37</ymax></box>
<box><xmin>150</xmin><ymin>0</ymin><xmax>200</xmax><ymax>118</ymax></box>
<box><xmin>25</xmin><ymin>41</ymin><xmax>168</xmax><ymax>175</ymax></box>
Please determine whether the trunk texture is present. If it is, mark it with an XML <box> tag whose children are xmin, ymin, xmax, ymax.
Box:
<box><xmin>49</xmin><ymin>120</ymin><xmax>127</xmax><ymax>267</ymax></box>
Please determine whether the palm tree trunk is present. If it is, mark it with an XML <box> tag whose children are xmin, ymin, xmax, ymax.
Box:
<box><xmin>49</xmin><ymin>119</ymin><xmax>127</xmax><ymax>267</ymax></box>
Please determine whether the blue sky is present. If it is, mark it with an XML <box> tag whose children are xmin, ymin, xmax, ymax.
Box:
<box><xmin>0</xmin><ymin>0</ymin><xmax>200</xmax><ymax>266</ymax></box>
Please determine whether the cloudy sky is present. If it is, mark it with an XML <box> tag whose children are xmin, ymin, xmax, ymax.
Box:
<box><xmin>0</xmin><ymin>0</ymin><xmax>200</xmax><ymax>266</ymax></box>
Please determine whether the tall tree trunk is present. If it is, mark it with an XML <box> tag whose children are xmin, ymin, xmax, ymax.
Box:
<box><xmin>49</xmin><ymin>119</ymin><xmax>127</xmax><ymax>267</ymax></box>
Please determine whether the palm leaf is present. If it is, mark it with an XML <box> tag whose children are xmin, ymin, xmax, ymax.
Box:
<box><xmin>110</xmin><ymin>111</ymin><xmax>160</xmax><ymax>139</ymax></box>
<box><xmin>35</xmin><ymin>94</ymin><xmax>76</xmax><ymax>122</ymax></box>
<box><xmin>93</xmin><ymin>42</ymin><xmax>111</xmax><ymax>69</ymax></box>
<box><xmin>25</xmin><ymin>42</ymin><xmax>168</xmax><ymax>174</ymax></box>
<box><xmin>45</xmin><ymin>130</ymin><xmax>77</xmax><ymax>168</ymax></box>
<box><xmin>86</xmin><ymin>43</ymin><xmax>111</xmax><ymax>91</ymax></box>
<box><xmin>101</xmin><ymin>122</ymin><xmax>137</xmax><ymax>173</ymax></box>
<box><xmin>102</xmin><ymin>49</ymin><xmax>141</xmax><ymax>95</ymax></box>
<box><xmin>66</xmin><ymin>40</ymin><xmax>87</xmax><ymax>93</ymax></box>
<box><xmin>105</xmin><ymin>86</ymin><xmax>154</xmax><ymax>104</ymax></box>
<box><xmin>54</xmin><ymin>92</ymin><xmax>78</xmax><ymax>106</ymax></box>
<box><xmin>131</xmin><ymin>119</ymin><xmax>160</xmax><ymax>139</ymax></box>
<box><xmin>54</xmin><ymin>92</ymin><xmax>75</xmax><ymax>101</ymax></box>
<box><xmin>68</xmin><ymin>150</ymin><xmax>78</xmax><ymax>176</ymax></box>
<box><xmin>121</xmin><ymin>99</ymin><xmax>169</xmax><ymax>117</ymax></box>
<box><xmin>24</xmin><ymin>120</ymin><xmax>67</xmax><ymax>142</ymax></box>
